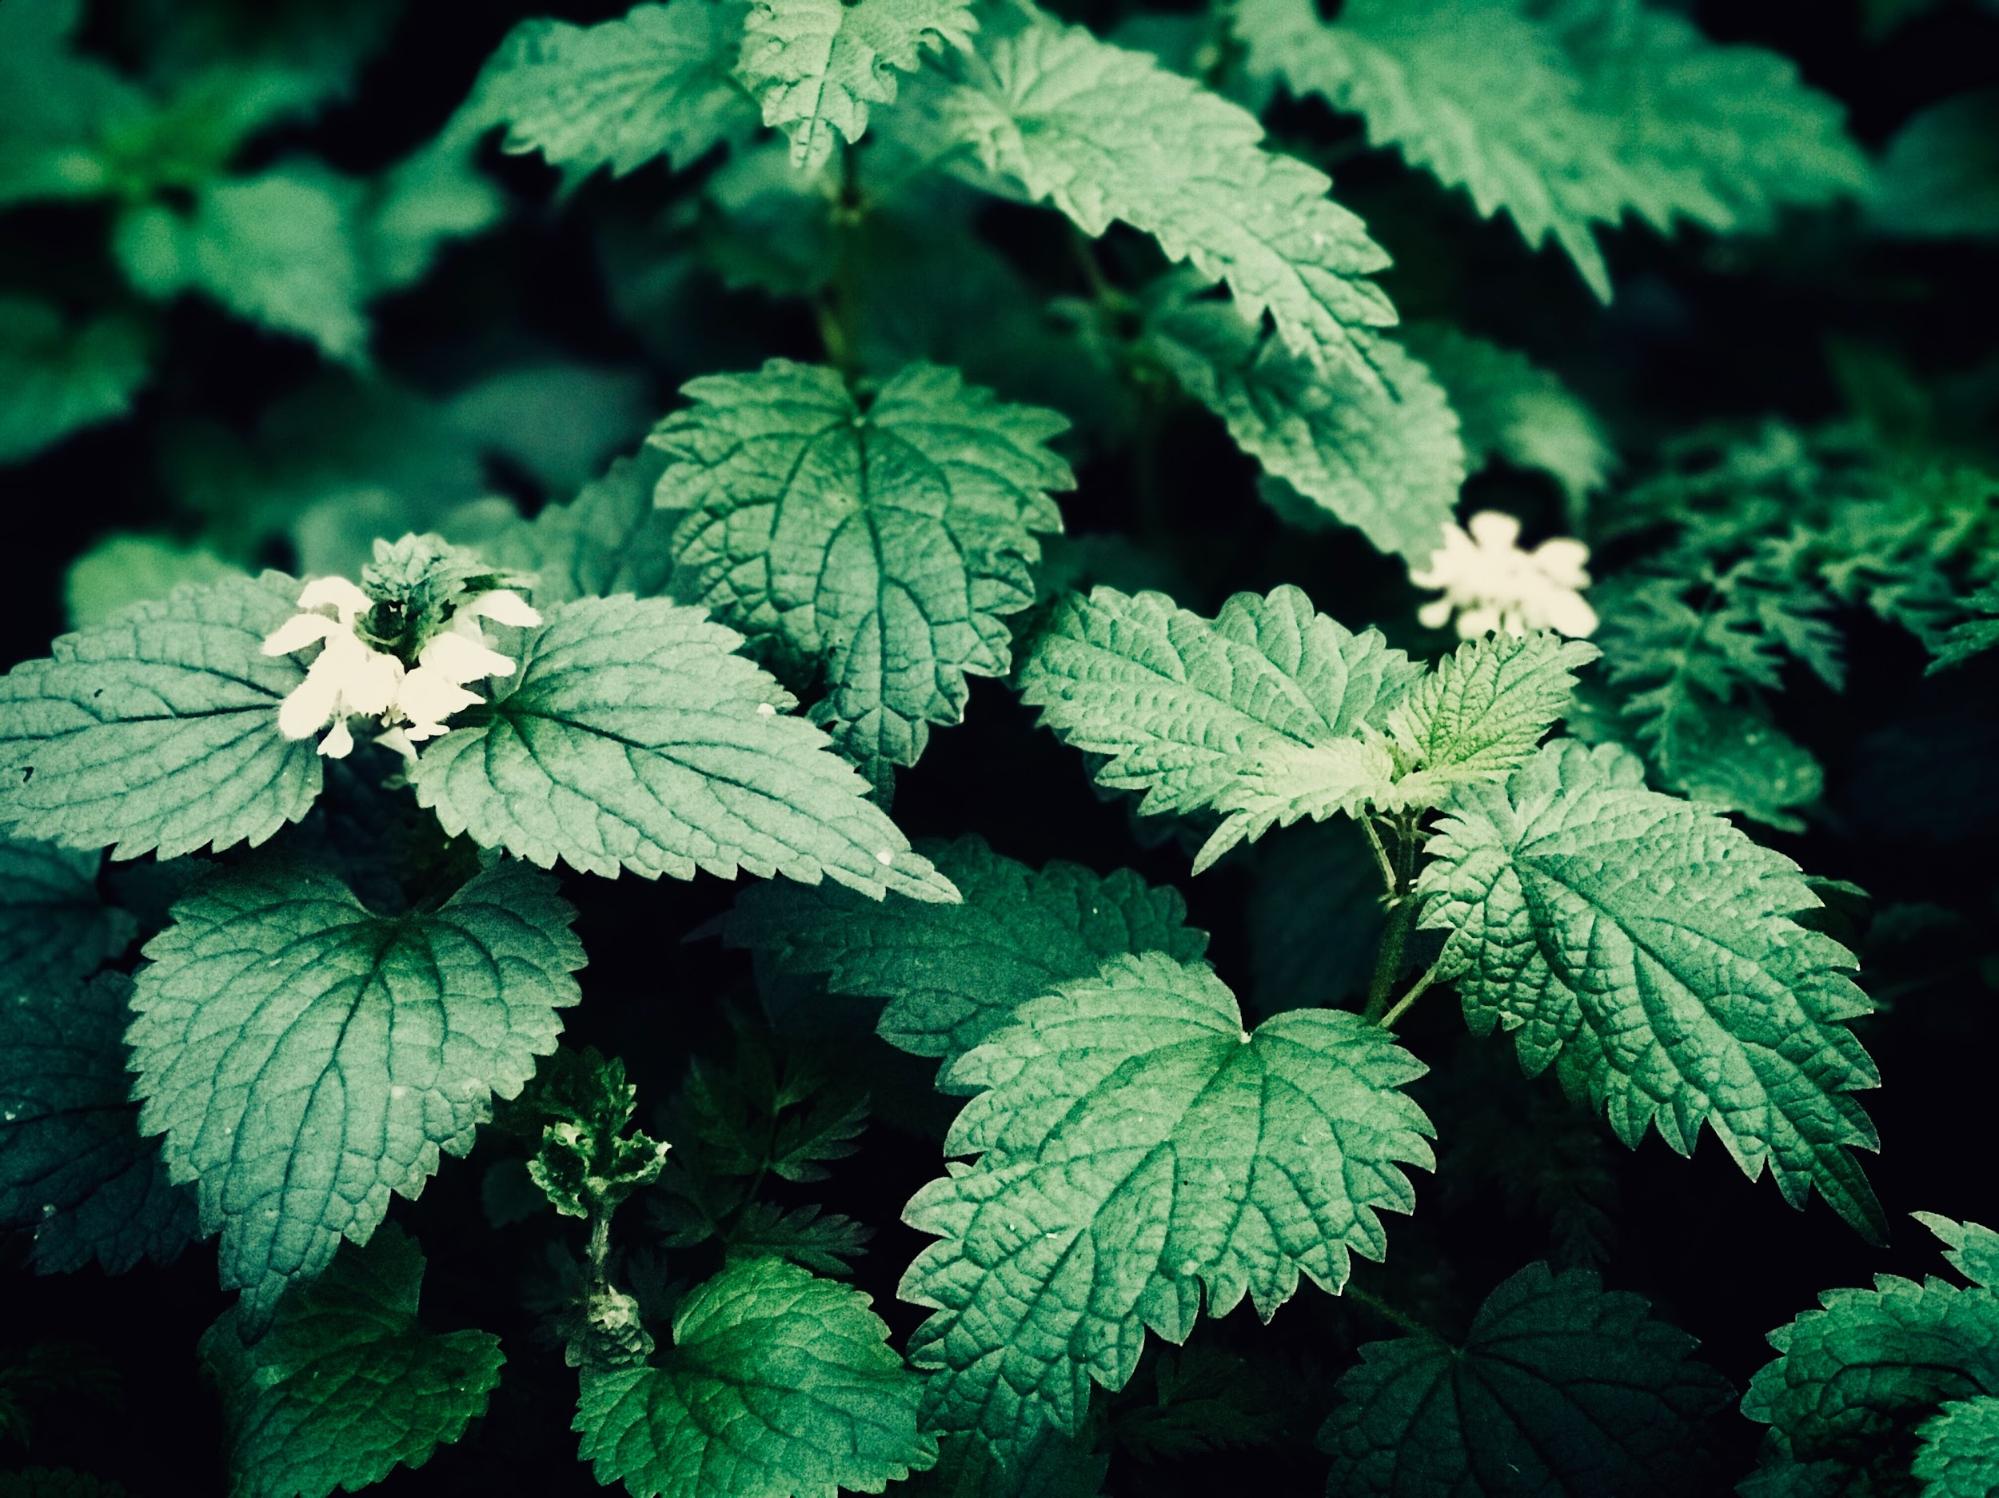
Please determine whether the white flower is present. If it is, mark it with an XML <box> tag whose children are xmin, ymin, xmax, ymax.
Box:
<box><xmin>261</xmin><ymin>579</ymin><xmax>404</xmax><ymax>758</ymax></box>
<box><xmin>262</xmin><ymin>580</ymin><xmax>542</xmax><ymax>761</ymax></box>
<box><xmin>1410</xmin><ymin>511</ymin><xmax>1598</xmax><ymax>639</ymax></box>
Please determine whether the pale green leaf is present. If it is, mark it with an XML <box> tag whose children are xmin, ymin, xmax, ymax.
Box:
<box><xmin>458</xmin><ymin>0</ymin><xmax>757</xmax><ymax>182</ymax></box>
<box><xmin>409</xmin><ymin>595</ymin><xmax>957</xmax><ymax>901</ymax></box>
<box><xmin>0</xmin><ymin>973</ymin><xmax>196</xmax><ymax>1274</ymax></box>
<box><xmin>1322</xmin><ymin>1262</ymin><xmax>1731</xmax><ymax>1496</ymax></box>
<box><xmin>650</xmin><ymin>360</ymin><xmax>1072</xmax><ymax>790</ymax></box>
<box><xmin>1016</xmin><ymin>583</ymin><xmax>1419</xmax><ymax>819</ymax></box>
<box><xmin>486</xmin><ymin>448</ymin><xmax>679</xmax><ymax>608</ymax></box>
<box><xmin>931</xmin><ymin>15</ymin><xmax>1395</xmax><ymax>378</ymax></box>
<box><xmin>0</xmin><ymin>298</ymin><xmax>153</xmax><ymax>467</ymax></box>
<box><xmin>112</xmin><ymin>166</ymin><xmax>369</xmax><ymax>362</ymax></box>
<box><xmin>1397</xmin><ymin>323</ymin><xmax>1612</xmax><ymax>518</ymax></box>
<box><xmin>0</xmin><ymin>835</ymin><xmax>134</xmax><ymax>990</ymax></box>
<box><xmin>574</xmin><ymin>1255</ymin><xmax>935</xmax><ymax>1497</ymax></box>
<box><xmin>901</xmin><ymin>951</ymin><xmax>1433</xmax><ymax>1458</ymax></box>
<box><xmin>1380</xmin><ymin>631</ymin><xmax>1600</xmax><ymax>809</ymax></box>
<box><xmin>1144</xmin><ymin>291</ymin><xmax>1463</xmax><ymax>563</ymax></box>
<box><xmin>129</xmin><ymin>858</ymin><xmax>584</xmax><ymax>1332</ymax></box>
<box><xmin>740</xmin><ymin>0</ymin><xmax>976</xmax><ymax>165</ymax></box>
<box><xmin>0</xmin><ymin>573</ymin><xmax>321</xmax><ymax>861</ymax></box>
<box><xmin>1234</xmin><ymin>0</ymin><xmax>1866</xmax><ymax>301</ymax></box>
<box><xmin>1194</xmin><ymin>739</ymin><xmax>1396</xmax><ymax>874</ymax></box>
<box><xmin>0</xmin><ymin>0</ymin><xmax>148</xmax><ymax>208</ymax></box>
<box><xmin>1417</xmin><ymin>739</ymin><xmax>1884</xmax><ymax>1238</ymax></box>
<box><xmin>203</xmin><ymin>1224</ymin><xmax>504</xmax><ymax>1498</ymax></box>
<box><xmin>63</xmin><ymin>534</ymin><xmax>239</xmax><ymax>630</ymax></box>
<box><xmin>718</xmin><ymin>834</ymin><xmax>1208</xmax><ymax>1069</ymax></box>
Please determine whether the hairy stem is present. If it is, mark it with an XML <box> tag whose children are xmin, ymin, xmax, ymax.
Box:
<box><xmin>1344</xmin><ymin>1284</ymin><xmax>1432</xmax><ymax>1339</ymax></box>
<box><xmin>1377</xmin><ymin>952</ymin><xmax>1447</xmax><ymax>1030</ymax></box>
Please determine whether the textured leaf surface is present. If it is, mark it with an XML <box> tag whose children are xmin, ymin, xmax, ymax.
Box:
<box><xmin>901</xmin><ymin>951</ymin><xmax>1433</xmax><ymax>1457</ymax></box>
<box><xmin>651</xmin><ymin>361</ymin><xmax>1071</xmax><ymax>789</ymax></box>
<box><xmin>1379</xmin><ymin>632</ymin><xmax>1599</xmax><ymax>809</ymax></box>
<box><xmin>574</xmin><ymin>1255</ymin><xmax>934</xmax><ymax>1498</ymax></box>
<box><xmin>1744</xmin><ymin>1216</ymin><xmax>1999</xmax><ymax>1488</ymax></box>
<box><xmin>0</xmin><ymin>835</ymin><xmax>133</xmax><ymax>990</ymax></box>
<box><xmin>739</xmin><ymin>0</ymin><xmax>975</xmax><ymax>165</ymax></box>
<box><xmin>1915</xmin><ymin>1398</ymin><xmax>1999</xmax><ymax>1497</ymax></box>
<box><xmin>1017</xmin><ymin>583</ymin><xmax>1418</xmax><ymax>821</ymax></box>
<box><xmin>1398</xmin><ymin>324</ymin><xmax>1610</xmax><ymax>515</ymax></box>
<box><xmin>114</xmin><ymin>168</ymin><xmax>369</xmax><ymax>362</ymax></box>
<box><xmin>932</xmin><ymin>17</ymin><xmax>1395</xmax><ymax>378</ymax></box>
<box><xmin>489</xmin><ymin>448</ymin><xmax>678</xmax><ymax>607</ymax></box>
<box><xmin>0</xmin><ymin>973</ymin><xmax>195</xmax><ymax>1274</ymax></box>
<box><xmin>204</xmin><ymin>1225</ymin><xmax>504</xmax><ymax>1498</ymax></box>
<box><xmin>0</xmin><ymin>573</ymin><xmax>320</xmax><ymax>861</ymax></box>
<box><xmin>1144</xmin><ymin>294</ymin><xmax>1462</xmax><ymax>563</ymax></box>
<box><xmin>1196</xmin><ymin>739</ymin><xmax>1396</xmax><ymax>874</ymax></box>
<box><xmin>129</xmin><ymin>859</ymin><xmax>584</xmax><ymax>1332</ymax></box>
<box><xmin>1322</xmin><ymin>1262</ymin><xmax>1731</xmax><ymax>1496</ymax></box>
<box><xmin>1235</xmin><ymin>0</ymin><xmax>1866</xmax><ymax>300</ymax></box>
<box><xmin>1417</xmin><ymin>740</ymin><xmax>1883</xmax><ymax>1237</ymax></box>
<box><xmin>412</xmin><ymin>596</ymin><xmax>955</xmax><ymax>899</ymax></box>
<box><xmin>719</xmin><ymin>834</ymin><xmax>1207</xmax><ymax>1069</ymax></box>
<box><xmin>459</xmin><ymin>0</ymin><xmax>755</xmax><ymax>181</ymax></box>
<box><xmin>0</xmin><ymin>297</ymin><xmax>152</xmax><ymax>466</ymax></box>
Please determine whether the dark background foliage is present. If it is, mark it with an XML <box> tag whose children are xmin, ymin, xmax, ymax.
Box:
<box><xmin>4</xmin><ymin>0</ymin><xmax>1998</xmax><ymax>1492</ymax></box>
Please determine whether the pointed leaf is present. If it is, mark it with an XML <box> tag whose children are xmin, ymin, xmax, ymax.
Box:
<box><xmin>129</xmin><ymin>858</ymin><xmax>584</xmax><ymax>1332</ymax></box>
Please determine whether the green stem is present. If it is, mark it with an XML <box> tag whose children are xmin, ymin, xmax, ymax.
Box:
<box><xmin>1345</xmin><ymin>1284</ymin><xmax>1431</xmax><ymax>1339</ymax></box>
<box><xmin>585</xmin><ymin>1202</ymin><xmax>614</xmax><ymax>1296</ymax></box>
<box><xmin>1360</xmin><ymin>896</ymin><xmax>1414</xmax><ymax>1023</ymax></box>
<box><xmin>1377</xmin><ymin>952</ymin><xmax>1446</xmax><ymax>1030</ymax></box>
<box><xmin>820</xmin><ymin>144</ymin><xmax>866</xmax><ymax>383</ymax></box>
<box><xmin>1360</xmin><ymin>818</ymin><xmax>1398</xmax><ymax>896</ymax></box>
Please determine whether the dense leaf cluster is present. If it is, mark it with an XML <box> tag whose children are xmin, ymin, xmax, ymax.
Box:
<box><xmin>3</xmin><ymin>0</ymin><xmax>1997</xmax><ymax>1495</ymax></box>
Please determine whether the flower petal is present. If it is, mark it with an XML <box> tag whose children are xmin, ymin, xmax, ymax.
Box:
<box><xmin>1467</xmin><ymin>511</ymin><xmax>1522</xmax><ymax>550</ymax></box>
<box><xmin>461</xmin><ymin>589</ymin><xmax>543</xmax><ymax>628</ymax></box>
<box><xmin>297</xmin><ymin>576</ymin><xmax>373</xmax><ymax>622</ymax></box>
<box><xmin>1539</xmin><ymin>589</ymin><xmax>1600</xmax><ymax>638</ymax></box>
<box><xmin>419</xmin><ymin>629</ymin><xmax>516</xmax><ymax>685</ymax></box>
<box><xmin>260</xmin><ymin>613</ymin><xmax>339</xmax><ymax>656</ymax></box>
<box><xmin>1531</xmin><ymin>537</ymin><xmax>1592</xmax><ymax>586</ymax></box>
<box><xmin>317</xmin><ymin>719</ymin><xmax>355</xmax><ymax>759</ymax></box>
<box><xmin>276</xmin><ymin>660</ymin><xmax>343</xmax><ymax>740</ymax></box>
<box><xmin>1417</xmin><ymin>599</ymin><xmax>1454</xmax><ymax>629</ymax></box>
<box><xmin>375</xmin><ymin>726</ymin><xmax>417</xmax><ymax>762</ymax></box>
<box><xmin>397</xmin><ymin>664</ymin><xmax>484</xmax><ymax>727</ymax></box>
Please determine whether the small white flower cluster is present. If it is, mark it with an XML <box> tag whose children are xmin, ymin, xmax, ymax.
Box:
<box><xmin>261</xmin><ymin>576</ymin><xmax>541</xmax><ymax>760</ymax></box>
<box><xmin>1410</xmin><ymin>510</ymin><xmax>1598</xmax><ymax>639</ymax></box>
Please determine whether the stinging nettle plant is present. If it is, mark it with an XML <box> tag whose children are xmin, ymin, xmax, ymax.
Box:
<box><xmin>3</xmin><ymin>0</ymin><xmax>1998</xmax><ymax>1494</ymax></box>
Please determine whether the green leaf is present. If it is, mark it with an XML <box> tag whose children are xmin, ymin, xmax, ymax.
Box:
<box><xmin>1379</xmin><ymin>631</ymin><xmax>1600</xmax><ymax>809</ymax></box>
<box><xmin>487</xmin><ymin>449</ymin><xmax>679</xmax><ymax>608</ymax></box>
<box><xmin>0</xmin><ymin>0</ymin><xmax>147</xmax><ymax>208</ymax></box>
<box><xmin>1744</xmin><ymin>1215</ymin><xmax>1999</xmax><ymax>1490</ymax></box>
<box><xmin>1143</xmin><ymin>291</ymin><xmax>1463</xmax><ymax>563</ymax></box>
<box><xmin>718</xmin><ymin>834</ymin><xmax>1208</xmax><ymax>1070</ymax></box>
<box><xmin>931</xmin><ymin>15</ymin><xmax>1396</xmax><ymax>379</ymax></box>
<box><xmin>1017</xmin><ymin>583</ymin><xmax>1419</xmax><ymax>822</ymax></box>
<box><xmin>1417</xmin><ymin>739</ymin><xmax>1884</xmax><ymax>1238</ymax></box>
<box><xmin>649</xmin><ymin>360</ymin><xmax>1072</xmax><ymax>790</ymax></box>
<box><xmin>0</xmin><ymin>573</ymin><xmax>321</xmax><ymax>861</ymax></box>
<box><xmin>0</xmin><ymin>973</ymin><xmax>196</xmax><ymax>1274</ymax></box>
<box><xmin>1196</xmin><ymin>739</ymin><xmax>1397</xmax><ymax>874</ymax></box>
<box><xmin>63</xmin><ymin>534</ymin><xmax>239</xmax><ymax>630</ymax></box>
<box><xmin>574</xmin><ymin>1255</ymin><xmax>935</xmax><ymax>1497</ymax></box>
<box><xmin>1397</xmin><ymin>323</ymin><xmax>1611</xmax><ymax>519</ymax></box>
<box><xmin>0</xmin><ymin>835</ymin><xmax>134</xmax><ymax>990</ymax></box>
<box><xmin>901</xmin><ymin>950</ymin><xmax>1433</xmax><ymax>1457</ymax></box>
<box><xmin>129</xmin><ymin>858</ymin><xmax>584</xmax><ymax>1332</ymax></box>
<box><xmin>1916</xmin><ymin>1398</ymin><xmax>1999</xmax><ymax>1497</ymax></box>
<box><xmin>519</xmin><ymin>1047</ymin><xmax>669</xmax><ymax>1220</ymax></box>
<box><xmin>724</xmin><ymin>1200</ymin><xmax>872</xmax><ymax>1277</ymax></box>
<box><xmin>113</xmin><ymin>166</ymin><xmax>369</xmax><ymax>362</ymax></box>
<box><xmin>203</xmin><ymin>1224</ymin><xmax>504</xmax><ymax>1498</ymax></box>
<box><xmin>0</xmin><ymin>298</ymin><xmax>153</xmax><ymax>467</ymax></box>
<box><xmin>1234</xmin><ymin>0</ymin><xmax>1865</xmax><ymax>301</ymax></box>
<box><xmin>458</xmin><ymin>0</ymin><xmax>757</xmax><ymax>184</ymax></box>
<box><xmin>1871</xmin><ymin>90</ymin><xmax>1999</xmax><ymax>241</ymax></box>
<box><xmin>1322</xmin><ymin>1262</ymin><xmax>1732</xmax><ymax>1496</ymax></box>
<box><xmin>908</xmin><ymin>1429</ymin><xmax>1107</xmax><ymax>1498</ymax></box>
<box><xmin>739</xmin><ymin>0</ymin><xmax>976</xmax><ymax>166</ymax></box>
<box><xmin>409</xmin><ymin>595</ymin><xmax>957</xmax><ymax>901</ymax></box>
